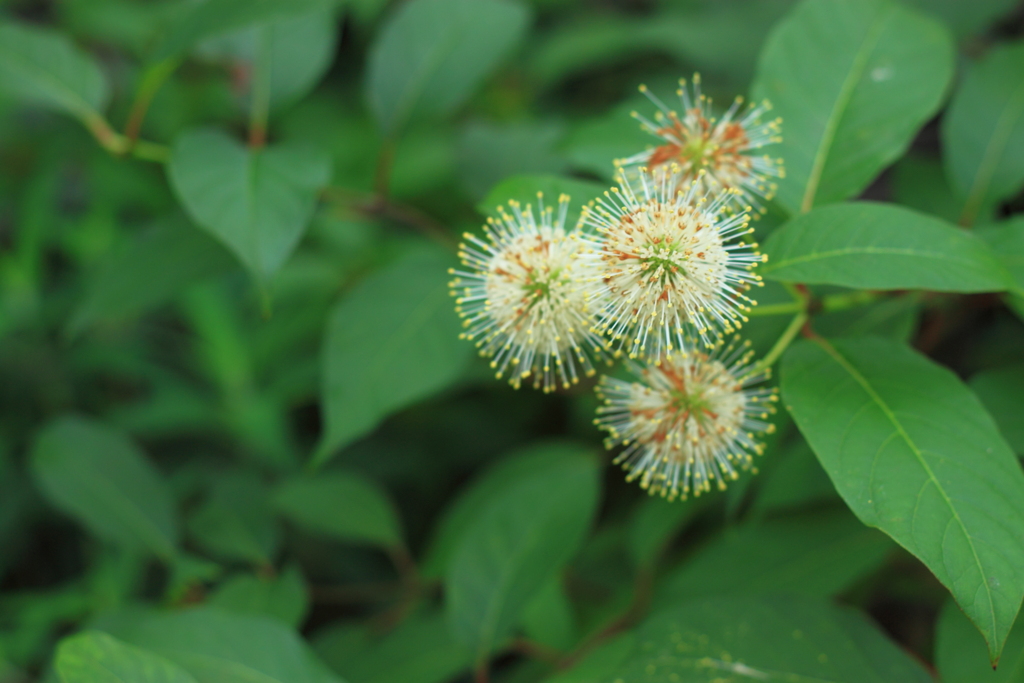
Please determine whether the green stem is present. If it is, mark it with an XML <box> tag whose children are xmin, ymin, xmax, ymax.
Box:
<box><xmin>83</xmin><ymin>112</ymin><xmax>171</xmax><ymax>163</ymax></box>
<box><xmin>819</xmin><ymin>289</ymin><xmax>884</xmax><ymax>312</ymax></box>
<box><xmin>249</xmin><ymin>27</ymin><xmax>273</xmax><ymax>149</ymax></box>
<box><xmin>757</xmin><ymin>311</ymin><xmax>808</xmax><ymax>371</ymax></box>
<box><xmin>124</xmin><ymin>58</ymin><xmax>180</xmax><ymax>144</ymax></box>
<box><xmin>747</xmin><ymin>300</ymin><xmax>804</xmax><ymax>317</ymax></box>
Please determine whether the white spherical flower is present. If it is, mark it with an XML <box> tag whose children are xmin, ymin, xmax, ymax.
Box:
<box><xmin>619</xmin><ymin>74</ymin><xmax>783</xmax><ymax>213</ymax></box>
<box><xmin>581</xmin><ymin>165</ymin><xmax>766</xmax><ymax>360</ymax></box>
<box><xmin>449</xmin><ymin>194</ymin><xmax>606</xmax><ymax>393</ymax></box>
<box><xmin>595</xmin><ymin>340</ymin><xmax>777</xmax><ymax>501</ymax></box>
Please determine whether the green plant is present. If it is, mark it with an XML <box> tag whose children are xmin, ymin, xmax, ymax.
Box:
<box><xmin>1</xmin><ymin>0</ymin><xmax>1024</xmax><ymax>682</ymax></box>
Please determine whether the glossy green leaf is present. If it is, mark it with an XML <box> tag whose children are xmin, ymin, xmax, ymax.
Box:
<box><xmin>317</xmin><ymin>247</ymin><xmax>471</xmax><ymax>462</ymax></box>
<box><xmin>0</xmin><ymin>21</ymin><xmax>108</xmax><ymax>120</ymax></box>
<box><xmin>936</xmin><ymin>598</ymin><xmax>1024</xmax><ymax>681</ymax></box>
<box><xmin>609</xmin><ymin>597</ymin><xmax>933</xmax><ymax>682</ymax></box>
<box><xmin>942</xmin><ymin>42</ymin><xmax>1024</xmax><ymax>226</ymax></box>
<box><xmin>98</xmin><ymin>607</ymin><xmax>331</xmax><ymax>683</ymax></box>
<box><xmin>752</xmin><ymin>0</ymin><xmax>954</xmax><ymax>214</ymax></box>
<box><xmin>70</xmin><ymin>216</ymin><xmax>233</xmax><ymax>334</ymax></box>
<box><xmin>971</xmin><ymin>363</ymin><xmax>1024</xmax><ymax>455</ymax></box>
<box><xmin>478</xmin><ymin>174</ymin><xmax>606</xmax><ymax>231</ymax></box>
<box><xmin>31</xmin><ymin>416</ymin><xmax>178</xmax><ymax>560</ymax></box>
<box><xmin>446</xmin><ymin>450</ymin><xmax>599</xmax><ymax>661</ymax></box>
<box><xmin>658</xmin><ymin>510</ymin><xmax>892</xmax><ymax>602</ymax></box>
<box><xmin>186</xmin><ymin>472</ymin><xmax>279</xmax><ymax>566</ymax></box>
<box><xmin>782</xmin><ymin>336</ymin><xmax>1024</xmax><ymax>661</ymax></box>
<box><xmin>366</xmin><ymin>0</ymin><xmax>530</xmax><ymax>135</ymax></box>
<box><xmin>762</xmin><ymin>202</ymin><xmax>1014</xmax><ymax>292</ymax></box>
<box><xmin>56</xmin><ymin>631</ymin><xmax>198</xmax><ymax>683</ymax></box>
<box><xmin>273</xmin><ymin>471</ymin><xmax>403</xmax><ymax>549</ymax></box>
<box><xmin>168</xmin><ymin>128</ymin><xmax>332</xmax><ymax>282</ymax></box>
<box><xmin>153</xmin><ymin>0</ymin><xmax>335</xmax><ymax>61</ymax></box>
<box><xmin>208</xmin><ymin>565</ymin><xmax>308</xmax><ymax>628</ymax></box>
<box><xmin>422</xmin><ymin>441</ymin><xmax>593</xmax><ymax>578</ymax></box>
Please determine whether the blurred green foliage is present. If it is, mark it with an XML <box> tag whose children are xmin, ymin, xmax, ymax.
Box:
<box><xmin>1</xmin><ymin>0</ymin><xmax>1024</xmax><ymax>682</ymax></box>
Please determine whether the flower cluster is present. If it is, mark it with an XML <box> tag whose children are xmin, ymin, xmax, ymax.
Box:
<box><xmin>450</xmin><ymin>75</ymin><xmax>783</xmax><ymax>500</ymax></box>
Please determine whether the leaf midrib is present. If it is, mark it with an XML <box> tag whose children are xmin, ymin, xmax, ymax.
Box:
<box><xmin>813</xmin><ymin>337</ymin><xmax>997</xmax><ymax>649</ymax></box>
<box><xmin>800</xmin><ymin>3</ymin><xmax>892</xmax><ymax>213</ymax></box>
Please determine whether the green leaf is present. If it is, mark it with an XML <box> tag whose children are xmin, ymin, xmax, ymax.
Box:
<box><xmin>186</xmin><ymin>472</ymin><xmax>279</xmax><ymax>566</ymax></box>
<box><xmin>69</xmin><ymin>216</ymin><xmax>233</xmax><ymax>335</ymax></box>
<box><xmin>521</xmin><ymin>576</ymin><xmax>577</xmax><ymax>651</ymax></box>
<box><xmin>320</xmin><ymin>612</ymin><xmax>471</xmax><ymax>683</ymax></box>
<box><xmin>813</xmin><ymin>293</ymin><xmax>922</xmax><ymax>343</ymax></box>
<box><xmin>31</xmin><ymin>416</ymin><xmax>178</xmax><ymax>560</ymax></box>
<box><xmin>153</xmin><ymin>0</ymin><xmax>336</xmax><ymax>61</ymax></box>
<box><xmin>421</xmin><ymin>441</ymin><xmax>593</xmax><ymax>578</ymax></box>
<box><xmin>658</xmin><ymin>510</ymin><xmax>892</xmax><ymax>602</ymax></box>
<box><xmin>900</xmin><ymin>0</ymin><xmax>1019</xmax><ymax>40</ymax></box>
<box><xmin>762</xmin><ymin>202</ymin><xmax>1014</xmax><ymax>292</ymax></box>
<box><xmin>168</xmin><ymin>128</ymin><xmax>332</xmax><ymax>283</ymax></box>
<box><xmin>978</xmin><ymin>217</ymin><xmax>1024</xmax><ymax>296</ymax></box>
<box><xmin>0</xmin><ymin>21</ymin><xmax>108</xmax><ymax>120</ymax></box>
<box><xmin>751</xmin><ymin>439</ymin><xmax>838</xmax><ymax>515</ymax></box>
<box><xmin>166</xmin><ymin>554</ymin><xmax>225</xmax><ymax>603</ymax></box>
<box><xmin>457</xmin><ymin>121</ymin><xmax>567</xmax><ymax>200</ymax></box>
<box><xmin>781</xmin><ymin>336</ymin><xmax>1024</xmax><ymax>661</ymax></box>
<box><xmin>752</xmin><ymin>0</ymin><xmax>954</xmax><ymax>214</ymax></box>
<box><xmin>445</xmin><ymin>450</ymin><xmax>600</xmax><ymax>661</ymax></box>
<box><xmin>196</xmin><ymin>8</ymin><xmax>339</xmax><ymax>110</ymax></box>
<box><xmin>936</xmin><ymin>598</ymin><xmax>1024</xmax><ymax>681</ymax></box>
<box><xmin>98</xmin><ymin>607</ymin><xmax>330</xmax><ymax>683</ymax></box>
<box><xmin>627</xmin><ymin>495</ymin><xmax>707</xmax><ymax>570</ymax></box>
<box><xmin>273</xmin><ymin>471</ymin><xmax>403</xmax><ymax>549</ymax></box>
<box><xmin>317</xmin><ymin>247</ymin><xmax>471</xmax><ymax>463</ymax></box>
<box><xmin>542</xmin><ymin>633</ymin><xmax>634</xmax><ymax>683</ymax></box>
<box><xmin>561</xmin><ymin>99</ymin><xmax>651</xmax><ymax>182</ymax></box>
<box><xmin>609</xmin><ymin>596</ymin><xmax>933</xmax><ymax>682</ymax></box>
<box><xmin>891</xmin><ymin>154</ymin><xmax>972</xmax><ymax>223</ymax></box>
<box><xmin>942</xmin><ymin>42</ymin><xmax>1024</xmax><ymax>226</ymax></box>
<box><xmin>365</xmin><ymin>0</ymin><xmax>530</xmax><ymax>135</ymax></box>
<box><xmin>56</xmin><ymin>631</ymin><xmax>198</xmax><ymax>683</ymax></box>
<box><xmin>478</xmin><ymin>174</ymin><xmax>606</xmax><ymax>231</ymax></box>
<box><xmin>970</xmin><ymin>363</ymin><xmax>1024</xmax><ymax>455</ymax></box>
<box><xmin>208</xmin><ymin>565</ymin><xmax>308</xmax><ymax>628</ymax></box>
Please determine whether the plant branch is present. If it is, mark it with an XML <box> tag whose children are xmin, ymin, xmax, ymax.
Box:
<box><xmin>124</xmin><ymin>58</ymin><xmax>180</xmax><ymax>145</ymax></box>
<box><xmin>757</xmin><ymin>311</ymin><xmax>809</xmax><ymax>371</ymax></box>
<box><xmin>513</xmin><ymin>637</ymin><xmax>564</xmax><ymax>666</ymax></box>
<box><xmin>83</xmin><ymin>112</ymin><xmax>171</xmax><ymax>163</ymax></box>
<box><xmin>747</xmin><ymin>300</ymin><xmax>804</xmax><ymax>317</ymax></box>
